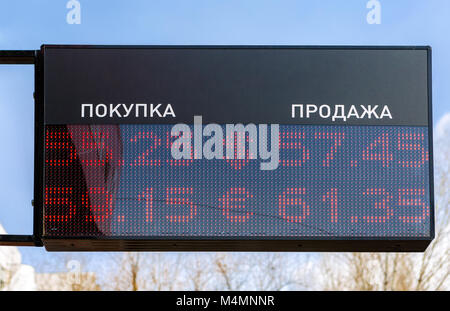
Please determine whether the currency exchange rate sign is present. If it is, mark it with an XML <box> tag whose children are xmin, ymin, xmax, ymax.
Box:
<box><xmin>39</xmin><ymin>46</ymin><xmax>433</xmax><ymax>251</ymax></box>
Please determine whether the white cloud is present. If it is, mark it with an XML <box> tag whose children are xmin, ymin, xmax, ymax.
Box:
<box><xmin>434</xmin><ymin>113</ymin><xmax>450</xmax><ymax>197</ymax></box>
<box><xmin>435</xmin><ymin>113</ymin><xmax>450</xmax><ymax>139</ymax></box>
<box><xmin>434</xmin><ymin>113</ymin><xmax>450</xmax><ymax>161</ymax></box>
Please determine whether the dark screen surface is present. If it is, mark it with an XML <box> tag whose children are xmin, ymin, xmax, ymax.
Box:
<box><xmin>43</xmin><ymin>46</ymin><xmax>429</xmax><ymax>126</ymax></box>
<box><xmin>44</xmin><ymin>124</ymin><xmax>431</xmax><ymax>238</ymax></box>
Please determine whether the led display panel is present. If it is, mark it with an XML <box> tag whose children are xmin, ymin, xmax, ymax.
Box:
<box><xmin>39</xmin><ymin>46</ymin><xmax>434</xmax><ymax>251</ymax></box>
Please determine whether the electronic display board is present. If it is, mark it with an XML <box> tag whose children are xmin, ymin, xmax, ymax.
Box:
<box><xmin>37</xmin><ymin>46</ymin><xmax>434</xmax><ymax>251</ymax></box>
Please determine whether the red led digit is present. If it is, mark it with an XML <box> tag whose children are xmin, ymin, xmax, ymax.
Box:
<box><xmin>82</xmin><ymin>187</ymin><xmax>113</xmax><ymax>222</ymax></box>
<box><xmin>219</xmin><ymin>187</ymin><xmax>254</xmax><ymax>222</ymax></box>
<box><xmin>355</xmin><ymin>188</ymin><xmax>392</xmax><ymax>223</ymax></box>
<box><xmin>130</xmin><ymin>131</ymin><xmax>161</xmax><ymax>166</ymax></box>
<box><xmin>323</xmin><ymin>188</ymin><xmax>339</xmax><ymax>222</ymax></box>
<box><xmin>80</xmin><ymin>131</ymin><xmax>113</xmax><ymax>166</ymax></box>
<box><xmin>138</xmin><ymin>188</ymin><xmax>153</xmax><ymax>222</ymax></box>
<box><xmin>278</xmin><ymin>188</ymin><xmax>310</xmax><ymax>223</ymax></box>
<box><xmin>45</xmin><ymin>129</ymin><xmax>76</xmax><ymax>166</ymax></box>
<box><xmin>314</xmin><ymin>132</ymin><xmax>345</xmax><ymax>167</ymax></box>
<box><xmin>224</xmin><ymin>134</ymin><xmax>255</xmax><ymax>170</ymax></box>
<box><xmin>362</xmin><ymin>133</ymin><xmax>393</xmax><ymax>167</ymax></box>
<box><xmin>397</xmin><ymin>132</ymin><xmax>429</xmax><ymax>168</ymax></box>
<box><xmin>280</xmin><ymin>131</ymin><xmax>310</xmax><ymax>167</ymax></box>
<box><xmin>398</xmin><ymin>188</ymin><xmax>429</xmax><ymax>223</ymax></box>
<box><xmin>44</xmin><ymin>187</ymin><xmax>75</xmax><ymax>222</ymax></box>
<box><xmin>165</xmin><ymin>187</ymin><xmax>195</xmax><ymax>222</ymax></box>
<box><xmin>166</xmin><ymin>131</ymin><xmax>193</xmax><ymax>166</ymax></box>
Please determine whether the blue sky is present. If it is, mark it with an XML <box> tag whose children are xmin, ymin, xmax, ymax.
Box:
<box><xmin>0</xmin><ymin>0</ymin><xmax>449</xmax><ymax>268</ymax></box>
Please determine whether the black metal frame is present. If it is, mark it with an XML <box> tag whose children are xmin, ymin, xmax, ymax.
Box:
<box><xmin>34</xmin><ymin>49</ymin><xmax>44</xmax><ymax>246</ymax></box>
<box><xmin>0</xmin><ymin>50</ymin><xmax>39</xmax><ymax>246</ymax></box>
<box><xmin>1</xmin><ymin>46</ymin><xmax>435</xmax><ymax>252</ymax></box>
